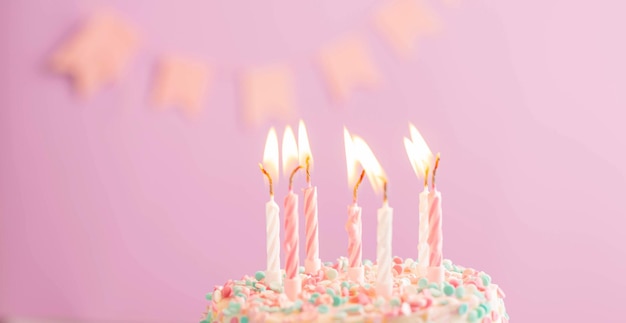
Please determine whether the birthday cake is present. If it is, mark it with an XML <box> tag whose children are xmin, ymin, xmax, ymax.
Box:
<box><xmin>200</xmin><ymin>257</ymin><xmax>507</xmax><ymax>323</ymax></box>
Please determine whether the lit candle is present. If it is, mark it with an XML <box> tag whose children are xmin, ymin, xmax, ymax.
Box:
<box><xmin>343</xmin><ymin>128</ymin><xmax>365</xmax><ymax>283</ymax></box>
<box><xmin>352</xmin><ymin>135</ymin><xmax>393</xmax><ymax>298</ymax></box>
<box><xmin>299</xmin><ymin>121</ymin><xmax>321</xmax><ymax>274</ymax></box>
<box><xmin>260</xmin><ymin>128</ymin><xmax>282</xmax><ymax>286</ymax></box>
<box><xmin>282</xmin><ymin>126</ymin><xmax>302</xmax><ymax>300</ymax></box>
<box><xmin>427</xmin><ymin>154</ymin><xmax>443</xmax><ymax>282</ymax></box>
<box><xmin>403</xmin><ymin>123</ymin><xmax>434</xmax><ymax>276</ymax></box>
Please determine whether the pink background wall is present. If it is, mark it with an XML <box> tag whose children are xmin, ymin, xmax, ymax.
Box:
<box><xmin>1</xmin><ymin>0</ymin><xmax>625</xmax><ymax>322</ymax></box>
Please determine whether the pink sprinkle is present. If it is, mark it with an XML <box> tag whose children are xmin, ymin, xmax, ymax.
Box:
<box><xmin>449</xmin><ymin>279</ymin><xmax>460</xmax><ymax>287</ymax></box>
<box><xmin>230</xmin><ymin>317</ymin><xmax>238</xmax><ymax>323</ymax></box>
<box><xmin>222</xmin><ymin>286</ymin><xmax>232</xmax><ymax>298</ymax></box>
<box><xmin>497</xmin><ymin>287</ymin><xmax>506</xmax><ymax>298</ymax></box>
<box><xmin>316</xmin><ymin>285</ymin><xmax>326</xmax><ymax>293</ymax></box>
<box><xmin>393</xmin><ymin>264</ymin><xmax>403</xmax><ymax>276</ymax></box>
<box><xmin>393</xmin><ymin>256</ymin><xmax>403</xmax><ymax>264</ymax></box>
<box><xmin>358</xmin><ymin>293</ymin><xmax>370</xmax><ymax>305</ymax></box>
<box><xmin>492</xmin><ymin>311</ymin><xmax>499</xmax><ymax>321</ymax></box>
<box><xmin>482</xmin><ymin>317</ymin><xmax>491</xmax><ymax>323</ymax></box>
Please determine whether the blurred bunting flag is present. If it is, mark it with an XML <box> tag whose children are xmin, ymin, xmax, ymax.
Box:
<box><xmin>241</xmin><ymin>64</ymin><xmax>296</xmax><ymax>126</ymax></box>
<box><xmin>318</xmin><ymin>35</ymin><xmax>380</xmax><ymax>102</ymax></box>
<box><xmin>152</xmin><ymin>55</ymin><xmax>211</xmax><ymax>116</ymax></box>
<box><xmin>51</xmin><ymin>11</ymin><xmax>138</xmax><ymax>98</ymax></box>
<box><xmin>374</xmin><ymin>0</ymin><xmax>439</xmax><ymax>58</ymax></box>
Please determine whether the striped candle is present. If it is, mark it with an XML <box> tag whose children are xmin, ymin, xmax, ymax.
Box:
<box><xmin>304</xmin><ymin>185</ymin><xmax>321</xmax><ymax>274</ymax></box>
<box><xmin>417</xmin><ymin>187</ymin><xmax>430</xmax><ymax>274</ymax></box>
<box><xmin>284</xmin><ymin>190</ymin><xmax>299</xmax><ymax>280</ymax></box>
<box><xmin>346</xmin><ymin>203</ymin><xmax>362</xmax><ymax>269</ymax></box>
<box><xmin>427</xmin><ymin>188</ymin><xmax>443</xmax><ymax>280</ymax></box>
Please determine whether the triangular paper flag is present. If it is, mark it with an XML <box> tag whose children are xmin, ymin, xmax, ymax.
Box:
<box><xmin>241</xmin><ymin>64</ymin><xmax>295</xmax><ymax>126</ymax></box>
<box><xmin>318</xmin><ymin>35</ymin><xmax>380</xmax><ymax>102</ymax></box>
<box><xmin>374</xmin><ymin>0</ymin><xmax>439</xmax><ymax>58</ymax></box>
<box><xmin>152</xmin><ymin>55</ymin><xmax>211</xmax><ymax>116</ymax></box>
<box><xmin>51</xmin><ymin>11</ymin><xmax>138</xmax><ymax>97</ymax></box>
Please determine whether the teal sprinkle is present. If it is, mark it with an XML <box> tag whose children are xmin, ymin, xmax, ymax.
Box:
<box><xmin>299</xmin><ymin>266</ymin><xmax>305</xmax><ymax>274</ymax></box>
<box><xmin>428</xmin><ymin>282</ymin><xmax>440</xmax><ymax>290</ymax></box>
<box><xmin>228</xmin><ymin>301</ymin><xmax>242</xmax><ymax>313</ymax></box>
<box><xmin>332</xmin><ymin>295</ymin><xmax>341</xmax><ymax>306</ymax></box>
<box><xmin>255</xmin><ymin>271</ymin><xmax>265</xmax><ymax>281</ymax></box>
<box><xmin>443</xmin><ymin>284</ymin><xmax>455</xmax><ymax>296</ymax></box>
<box><xmin>480</xmin><ymin>273</ymin><xmax>492</xmax><ymax>287</ymax></box>
<box><xmin>222</xmin><ymin>309</ymin><xmax>232</xmax><ymax>317</ymax></box>
<box><xmin>418</xmin><ymin>278</ymin><xmax>428</xmax><ymax>289</ymax></box>
<box><xmin>310</xmin><ymin>292</ymin><xmax>320</xmax><ymax>303</ymax></box>
<box><xmin>205</xmin><ymin>293</ymin><xmax>213</xmax><ymax>301</ymax></box>
<box><xmin>467</xmin><ymin>310</ymin><xmax>478</xmax><ymax>322</ymax></box>
<box><xmin>390</xmin><ymin>298</ymin><xmax>401</xmax><ymax>307</ymax></box>
<box><xmin>233</xmin><ymin>286</ymin><xmax>243</xmax><ymax>293</ymax></box>
<box><xmin>235</xmin><ymin>292</ymin><xmax>246</xmax><ymax>299</ymax></box>
<box><xmin>363</xmin><ymin>259</ymin><xmax>373</xmax><ymax>266</ymax></box>
<box><xmin>199</xmin><ymin>320</ymin><xmax>208</xmax><ymax>323</ymax></box>
<box><xmin>282</xmin><ymin>305</ymin><xmax>294</xmax><ymax>314</ymax></box>
<box><xmin>318</xmin><ymin>304</ymin><xmax>330</xmax><ymax>314</ymax></box>
<box><xmin>257</xmin><ymin>284</ymin><xmax>266</xmax><ymax>291</ymax></box>
<box><xmin>458</xmin><ymin>303</ymin><xmax>468</xmax><ymax>315</ymax></box>
<box><xmin>455</xmin><ymin>286</ymin><xmax>465</xmax><ymax>299</ymax></box>
<box><xmin>430</xmin><ymin>289</ymin><xmax>442</xmax><ymax>297</ymax></box>
<box><xmin>443</xmin><ymin>259</ymin><xmax>452</xmax><ymax>270</ymax></box>
<box><xmin>505</xmin><ymin>312</ymin><xmax>510</xmax><ymax>319</ymax></box>
<box><xmin>245</xmin><ymin>279</ymin><xmax>253</xmax><ymax>286</ymax></box>
<box><xmin>240</xmin><ymin>317</ymin><xmax>249</xmax><ymax>323</ymax></box>
<box><xmin>294</xmin><ymin>300</ymin><xmax>303</xmax><ymax>310</ymax></box>
<box><xmin>326</xmin><ymin>288</ymin><xmax>336</xmax><ymax>296</ymax></box>
<box><xmin>474</xmin><ymin>290</ymin><xmax>485</xmax><ymax>300</ymax></box>
<box><xmin>480</xmin><ymin>303</ymin><xmax>490</xmax><ymax>314</ymax></box>
<box><xmin>476</xmin><ymin>307</ymin><xmax>485</xmax><ymax>319</ymax></box>
<box><xmin>345</xmin><ymin>304</ymin><xmax>362</xmax><ymax>313</ymax></box>
<box><xmin>363</xmin><ymin>283</ymin><xmax>371</xmax><ymax>289</ymax></box>
<box><xmin>341</xmin><ymin>281</ymin><xmax>350</xmax><ymax>289</ymax></box>
<box><xmin>341</xmin><ymin>296</ymin><xmax>348</xmax><ymax>305</ymax></box>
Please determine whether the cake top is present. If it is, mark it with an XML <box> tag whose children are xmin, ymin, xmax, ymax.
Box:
<box><xmin>201</xmin><ymin>257</ymin><xmax>508</xmax><ymax>323</ymax></box>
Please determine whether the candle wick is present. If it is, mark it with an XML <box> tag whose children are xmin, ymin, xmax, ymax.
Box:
<box><xmin>353</xmin><ymin>169</ymin><xmax>366</xmax><ymax>203</ymax></box>
<box><xmin>259</xmin><ymin>163</ymin><xmax>274</xmax><ymax>197</ymax></box>
<box><xmin>305</xmin><ymin>156</ymin><xmax>311</xmax><ymax>185</ymax></box>
<box><xmin>289</xmin><ymin>165</ymin><xmax>303</xmax><ymax>191</ymax></box>
<box><xmin>431</xmin><ymin>153</ymin><xmax>440</xmax><ymax>190</ymax></box>
<box><xmin>383</xmin><ymin>179</ymin><xmax>388</xmax><ymax>204</ymax></box>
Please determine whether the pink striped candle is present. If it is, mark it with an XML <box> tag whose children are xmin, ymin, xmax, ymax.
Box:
<box><xmin>284</xmin><ymin>189</ymin><xmax>300</xmax><ymax>299</ymax></box>
<box><xmin>346</xmin><ymin>203</ymin><xmax>363</xmax><ymax>282</ymax></box>
<box><xmin>427</xmin><ymin>154</ymin><xmax>443</xmax><ymax>282</ymax></box>
<box><xmin>304</xmin><ymin>185</ymin><xmax>321</xmax><ymax>274</ymax></box>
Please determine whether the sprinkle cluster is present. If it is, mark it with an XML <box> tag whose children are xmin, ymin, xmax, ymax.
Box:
<box><xmin>201</xmin><ymin>257</ymin><xmax>508</xmax><ymax>323</ymax></box>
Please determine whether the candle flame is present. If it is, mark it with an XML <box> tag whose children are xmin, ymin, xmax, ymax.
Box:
<box><xmin>352</xmin><ymin>136</ymin><xmax>387</xmax><ymax>195</ymax></box>
<box><xmin>404</xmin><ymin>123</ymin><xmax>433</xmax><ymax>180</ymax></box>
<box><xmin>298</xmin><ymin>120</ymin><xmax>313</xmax><ymax>182</ymax></box>
<box><xmin>343</xmin><ymin>127</ymin><xmax>360</xmax><ymax>188</ymax></box>
<box><xmin>262</xmin><ymin>127</ymin><xmax>280</xmax><ymax>190</ymax></box>
<box><xmin>282</xmin><ymin>125</ymin><xmax>299</xmax><ymax>176</ymax></box>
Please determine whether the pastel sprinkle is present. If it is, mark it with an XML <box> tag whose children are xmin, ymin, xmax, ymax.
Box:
<box><xmin>443</xmin><ymin>284</ymin><xmax>455</xmax><ymax>296</ymax></box>
<box><xmin>418</xmin><ymin>278</ymin><xmax>428</xmax><ymax>289</ymax></box>
<box><xmin>455</xmin><ymin>286</ymin><xmax>466</xmax><ymax>299</ymax></box>
<box><xmin>332</xmin><ymin>295</ymin><xmax>341</xmax><ymax>306</ymax></box>
<box><xmin>458</xmin><ymin>303</ymin><xmax>468</xmax><ymax>315</ymax></box>
<box><xmin>254</xmin><ymin>271</ymin><xmax>265</xmax><ymax>281</ymax></box>
<box><xmin>240</xmin><ymin>317</ymin><xmax>249</xmax><ymax>323</ymax></box>
<box><xmin>205</xmin><ymin>293</ymin><xmax>212</xmax><ymax>301</ymax></box>
<box><xmin>468</xmin><ymin>310</ymin><xmax>479</xmax><ymax>322</ymax></box>
<box><xmin>325</xmin><ymin>268</ymin><xmax>338</xmax><ymax>280</ymax></box>
<box><xmin>318</xmin><ymin>304</ymin><xmax>330</xmax><ymax>314</ymax></box>
<box><xmin>480</xmin><ymin>273</ymin><xmax>492</xmax><ymax>287</ymax></box>
<box><xmin>230</xmin><ymin>317</ymin><xmax>238</xmax><ymax>323</ymax></box>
